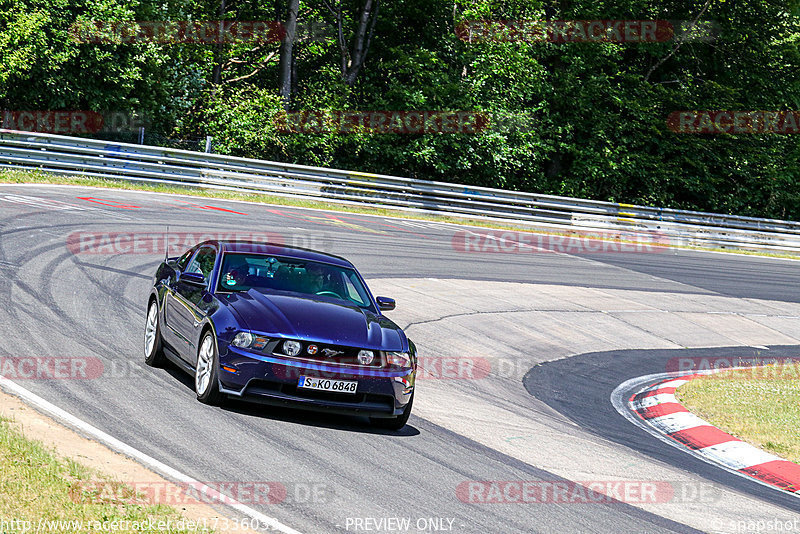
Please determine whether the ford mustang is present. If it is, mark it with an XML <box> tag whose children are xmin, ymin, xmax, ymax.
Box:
<box><xmin>144</xmin><ymin>240</ymin><xmax>416</xmax><ymax>429</ymax></box>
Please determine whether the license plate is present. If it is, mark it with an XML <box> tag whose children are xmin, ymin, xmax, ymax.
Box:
<box><xmin>298</xmin><ymin>376</ymin><xmax>357</xmax><ymax>394</ymax></box>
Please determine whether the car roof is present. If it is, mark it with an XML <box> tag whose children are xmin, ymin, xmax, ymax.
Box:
<box><xmin>211</xmin><ymin>240</ymin><xmax>354</xmax><ymax>268</ymax></box>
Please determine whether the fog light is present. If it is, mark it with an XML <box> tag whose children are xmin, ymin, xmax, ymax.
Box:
<box><xmin>357</xmin><ymin>350</ymin><xmax>374</xmax><ymax>365</ymax></box>
<box><xmin>394</xmin><ymin>375</ymin><xmax>414</xmax><ymax>394</ymax></box>
<box><xmin>283</xmin><ymin>340</ymin><xmax>302</xmax><ymax>356</ymax></box>
<box><xmin>232</xmin><ymin>332</ymin><xmax>254</xmax><ymax>348</ymax></box>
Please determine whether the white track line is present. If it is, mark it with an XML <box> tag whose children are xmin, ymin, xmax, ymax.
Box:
<box><xmin>0</xmin><ymin>377</ymin><xmax>304</xmax><ymax>534</ymax></box>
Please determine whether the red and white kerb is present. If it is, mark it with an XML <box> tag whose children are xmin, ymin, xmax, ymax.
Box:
<box><xmin>629</xmin><ymin>375</ymin><xmax>800</xmax><ymax>493</ymax></box>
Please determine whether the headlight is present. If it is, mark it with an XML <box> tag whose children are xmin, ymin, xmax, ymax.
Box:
<box><xmin>386</xmin><ymin>351</ymin><xmax>410</xmax><ymax>367</ymax></box>
<box><xmin>232</xmin><ymin>332</ymin><xmax>254</xmax><ymax>348</ymax></box>
<box><xmin>357</xmin><ymin>350</ymin><xmax>374</xmax><ymax>365</ymax></box>
<box><xmin>232</xmin><ymin>332</ymin><xmax>268</xmax><ymax>350</ymax></box>
<box><xmin>283</xmin><ymin>340</ymin><xmax>302</xmax><ymax>356</ymax></box>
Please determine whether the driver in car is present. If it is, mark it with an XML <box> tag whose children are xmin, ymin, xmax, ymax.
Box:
<box><xmin>304</xmin><ymin>263</ymin><xmax>333</xmax><ymax>294</ymax></box>
<box><xmin>222</xmin><ymin>257</ymin><xmax>250</xmax><ymax>288</ymax></box>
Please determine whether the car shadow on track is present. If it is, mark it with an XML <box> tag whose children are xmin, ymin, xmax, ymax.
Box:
<box><xmin>222</xmin><ymin>399</ymin><xmax>421</xmax><ymax>436</ymax></box>
<box><xmin>163</xmin><ymin>364</ymin><xmax>421</xmax><ymax>437</ymax></box>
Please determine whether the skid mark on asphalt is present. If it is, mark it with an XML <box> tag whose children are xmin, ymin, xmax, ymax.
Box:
<box><xmin>165</xmin><ymin>197</ymin><xmax>249</xmax><ymax>215</ymax></box>
<box><xmin>3</xmin><ymin>194</ymin><xmax>92</xmax><ymax>211</ymax></box>
<box><xmin>77</xmin><ymin>195</ymin><xmax>248</xmax><ymax>216</ymax></box>
<box><xmin>0</xmin><ymin>194</ymin><xmax>136</xmax><ymax>220</ymax></box>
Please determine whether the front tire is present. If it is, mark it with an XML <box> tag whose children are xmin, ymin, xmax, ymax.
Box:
<box><xmin>195</xmin><ymin>331</ymin><xmax>223</xmax><ymax>405</ymax></box>
<box><xmin>371</xmin><ymin>392</ymin><xmax>413</xmax><ymax>430</ymax></box>
<box><xmin>144</xmin><ymin>300</ymin><xmax>166</xmax><ymax>367</ymax></box>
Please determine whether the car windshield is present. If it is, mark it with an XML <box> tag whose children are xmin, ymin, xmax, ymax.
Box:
<box><xmin>217</xmin><ymin>253</ymin><xmax>373</xmax><ymax>308</ymax></box>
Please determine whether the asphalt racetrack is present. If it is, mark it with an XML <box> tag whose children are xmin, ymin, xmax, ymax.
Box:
<box><xmin>1</xmin><ymin>184</ymin><xmax>799</xmax><ymax>533</ymax></box>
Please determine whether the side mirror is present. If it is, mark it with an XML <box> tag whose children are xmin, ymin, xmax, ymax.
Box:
<box><xmin>179</xmin><ymin>271</ymin><xmax>206</xmax><ymax>286</ymax></box>
<box><xmin>376</xmin><ymin>296</ymin><xmax>395</xmax><ymax>312</ymax></box>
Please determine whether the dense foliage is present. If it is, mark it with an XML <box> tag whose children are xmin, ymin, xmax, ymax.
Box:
<box><xmin>2</xmin><ymin>0</ymin><xmax>799</xmax><ymax>218</ymax></box>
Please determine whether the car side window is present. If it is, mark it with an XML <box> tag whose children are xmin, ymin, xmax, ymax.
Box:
<box><xmin>176</xmin><ymin>247</ymin><xmax>195</xmax><ymax>271</ymax></box>
<box><xmin>186</xmin><ymin>246</ymin><xmax>217</xmax><ymax>281</ymax></box>
<box><xmin>341</xmin><ymin>271</ymin><xmax>368</xmax><ymax>307</ymax></box>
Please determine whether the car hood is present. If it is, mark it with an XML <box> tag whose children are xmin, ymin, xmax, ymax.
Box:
<box><xmin>224</xmin><ymin>289</ymin><xmax>406</xmax><ymax>351</ymax></box>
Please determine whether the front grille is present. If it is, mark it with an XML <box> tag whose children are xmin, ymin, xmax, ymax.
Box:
<box><xmin>265</xmin><ymin>339</ymin><xmax>382</xmax><ymax>367</ymax></box>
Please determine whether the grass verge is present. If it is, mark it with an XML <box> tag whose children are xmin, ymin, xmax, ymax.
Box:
<box><xmin>676</xmin><ymin>365</ymin><xmax>800</xmax><ymax>463</ymax></box>
<box><xmin>1</xmin><ymin>168</ymin><xmax>799</xmax><ymax>259</ymax></box>
<box><xmin>0</xmin><ymin>416</ymin><xmax>210</xmax><ymax>532</ymax></box>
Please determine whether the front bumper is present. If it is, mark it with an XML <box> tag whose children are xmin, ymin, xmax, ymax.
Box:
<box><xmin>218</xmin><ymin>345</ymin><xmax>415</xmax><ymax>418</ymax></box>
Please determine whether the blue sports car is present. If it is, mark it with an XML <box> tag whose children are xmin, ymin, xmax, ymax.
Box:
<box><xmin>144</xmin><ymin>240</ymin><xmax>416</xmax><ymax>429</ymax></box>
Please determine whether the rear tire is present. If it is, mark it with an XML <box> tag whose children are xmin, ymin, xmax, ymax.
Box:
<box><xmin>371</xmin><ymin>392</ymin><xmax>413</xmax><ymax>430</ymax></box>
<box><xmin>195</xmin><ymin>331</ymin><xmax>223</xmax><ymax>405</ymax></box>
<box><xmin>144</xmin><ymin>300</ymin><xmax>166</xmax><ymax>367</ymax></box>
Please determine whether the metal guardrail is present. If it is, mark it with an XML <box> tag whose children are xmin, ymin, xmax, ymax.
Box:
<box><xmin>2</xmin><ymin>129</ymin><xmax>800</xmax><ymax>253</ymax></box>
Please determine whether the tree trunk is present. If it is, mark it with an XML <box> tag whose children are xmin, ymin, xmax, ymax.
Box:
<box><xmin>344</xmin><ymin>0</ymin><xmax>377</xmax><ymax>85</ymax></box>
<box><xmin>211</xmin><ymin>0</ymin><xmax>227</xmax><ymax>87</ymax></box>
<box><xmin>279</xmin><ymin>0</ymin><xmax>300</xmax><ymax>109</ymax></box>
<box><xmin>329</xmin><ymin>0</ymin><xmax>379</xmax><ymax>87</ymax></box>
